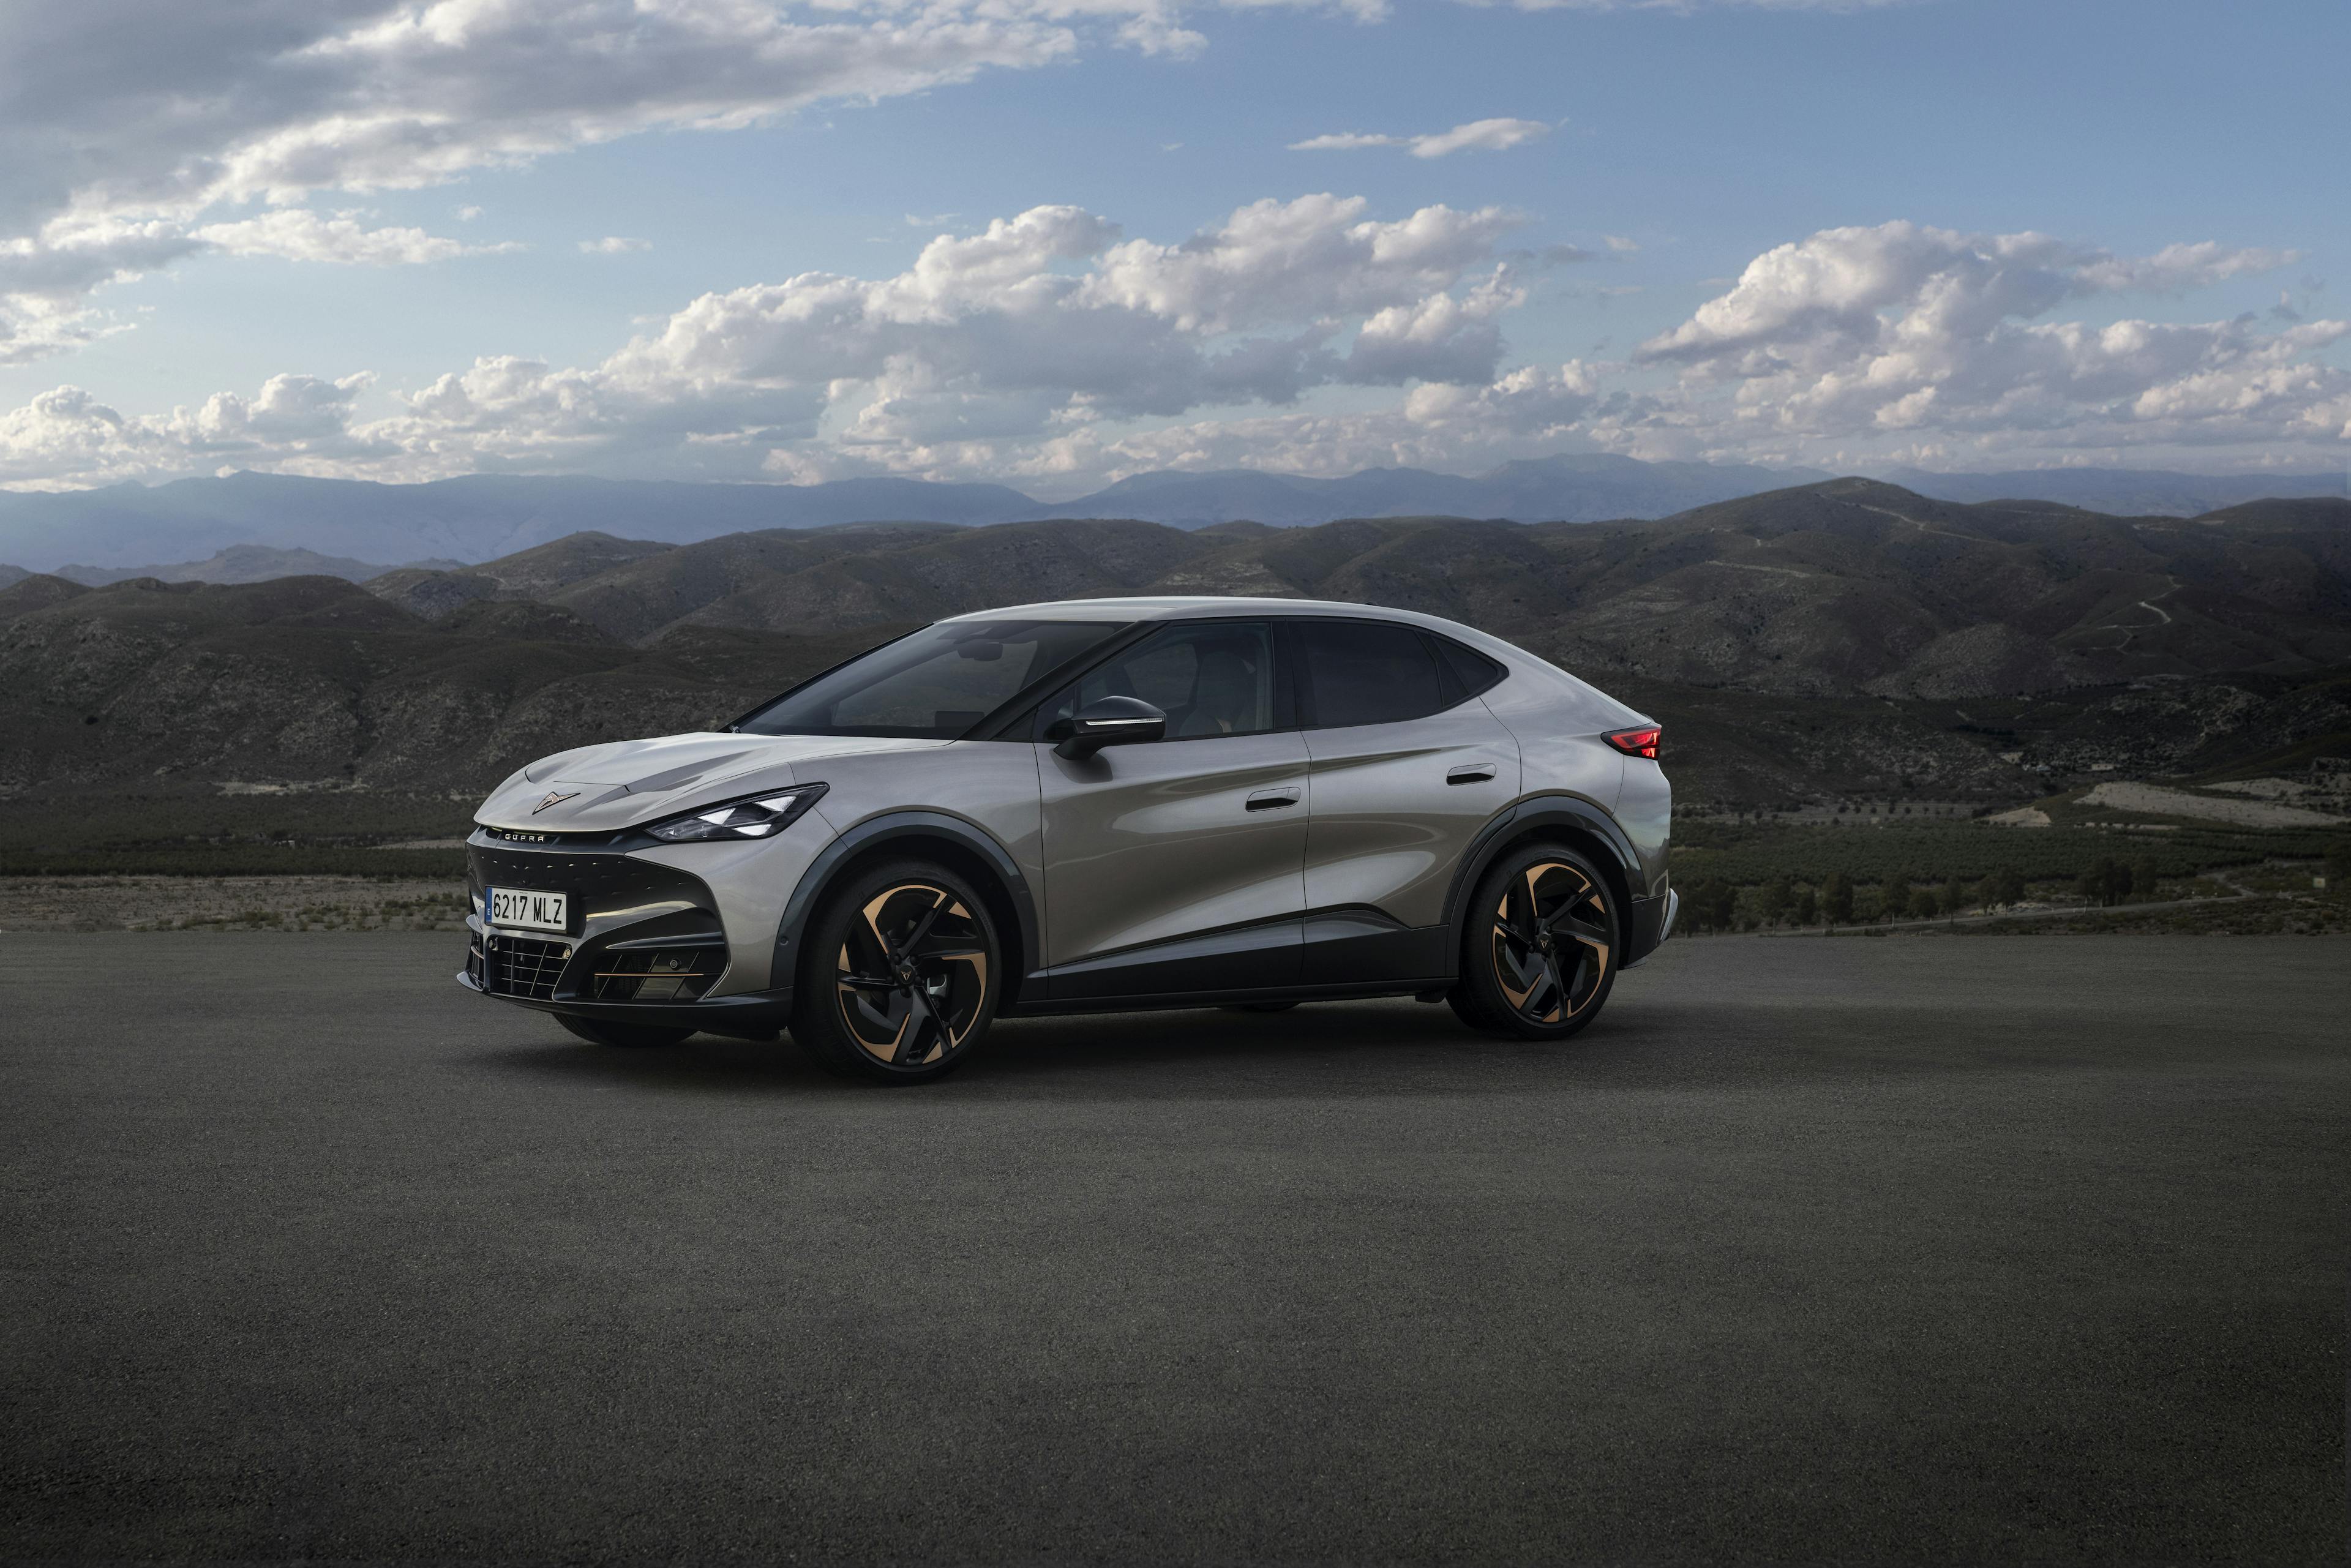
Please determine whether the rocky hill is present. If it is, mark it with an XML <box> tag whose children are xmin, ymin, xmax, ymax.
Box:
<box><xmin>369</xmin><ymin>479</ymin><xmax>2351</xmax><ymax>697</ymax></box>
<box><xmin>4</xmin><ymin>481</ymin><xmax>2344</xmax><ymax>809</ymax></box>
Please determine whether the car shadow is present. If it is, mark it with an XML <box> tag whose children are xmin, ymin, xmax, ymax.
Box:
<box><xmin>470</xmin><ymin>996</ymin><xmax>1701</xmax><ymax>1102</ymax></box>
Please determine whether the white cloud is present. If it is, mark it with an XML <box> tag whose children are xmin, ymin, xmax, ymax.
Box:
<box><xmin>1603</xmin><ymin>234</ymin><xmax>1640</xmax><ymax>255</ymax></box>
<box><xmin>4</xmin><ymin>211</ymin><xmax>2342</xmax><ymax>492</ymax></box>
<box><xmin>578</xmin><ymin>236</ymin><xmax>651</xmax><ymax>255</ymax></box>
<box><xmin>1628</xmin><ymin>221</ymin><xmax>2347</xmax><ymax>460</ymax></box>
<box><xmin>1291</xmin><ymin>117</ymin><xmax>1551</xmax><ymax>157</ymax></box>
<box><xmin>195</xmin><ymin>209</ymin><xmax>516</xmax><ymax>264</ymax></box>
<box><xmin>0</xmin><ymin>0</ymin><xmax>1377</xmax><ymax>361</ymax></box>
<box><xmin>456</xmin><ymin>204</ymin><xmax>484</xmax><ymax>222</ymax></box>
<box><xmin>1409</xmin><ymin>118</ymin><xmax>1551</xmax><ymax>158</ymax></box>
<box><xmin>0</xmin><ymin>195</ymin><xmax>1531</xmax><ymax>486</ymax></box>
<box><xmin>1290</xmin><ymin>132</ymin><xmax>1406</xmax><ymax>151</ymax></box>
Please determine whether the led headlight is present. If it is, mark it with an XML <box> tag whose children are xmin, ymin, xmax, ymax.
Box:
<box><xmin>644</xmin><ymin>783</ymin><xmax>828</xmax><ymax>842</ymax></box>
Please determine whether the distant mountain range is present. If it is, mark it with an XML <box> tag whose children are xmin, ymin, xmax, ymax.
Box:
<box><xmin>1</xmin><ymin>457</ymin><xmax>2341</xmax><ymax>574</ymax></box>
<box><xmin>4</xmin><ymin>479</ymin><xmax>2345</xmax><ymax>806</ymax></box>
<box><xmin>50</xmin><ymin>544</ymin><xmax>460</xmax><ymax>588</ymax></box>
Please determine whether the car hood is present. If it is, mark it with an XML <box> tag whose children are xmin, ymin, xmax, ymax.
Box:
<box><xmin>475</xmin><ymin>731</ymin><xmax>953</xmax><ymax>833</ymax></box>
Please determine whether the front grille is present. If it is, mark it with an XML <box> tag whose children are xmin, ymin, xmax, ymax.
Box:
<box><xmin>468</xmin><ymin>843</ymin><xmax>714</xmax><ymax>918</ymax></box>
<box><xmin>478</xmin><ymin>825</ymin><xmax>617</xmax><ymax>846</ymax></box>
<box><xmin>476</xmin><ymin>932</ymin><xmax>572</xmax><ymax>1000</ymax></box>
<box><xmin>591</xmin><ymin>946</ymin><xmax>719</xmax><ymax>1003</ymax></box>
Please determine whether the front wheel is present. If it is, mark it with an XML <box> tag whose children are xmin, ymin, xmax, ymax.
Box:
<box><xmin>793</xmin><ymin>858</ymin><xmax>1002</xmax><ymax>1085</ymax></box>
<box><xmin>1447</xmin><ymin>844</ymin><xmax>1621</xmax><ymax>1041</ymax></box>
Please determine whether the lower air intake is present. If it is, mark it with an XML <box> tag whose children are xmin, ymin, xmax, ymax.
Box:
<box><xmin>592</xmin><ymin>947</ymin><xmax>717</xmax><ymax>1003</ymax></box>
<box><xmin>481</xmin><ymin>933</ymin><xmax>571</xmax><ymax>1001</ymax></box>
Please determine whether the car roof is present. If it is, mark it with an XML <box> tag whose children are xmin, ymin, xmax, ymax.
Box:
<box><xmin>943</xmin><ymin>596</ymin><xmax>1463</xmax><ymax>631</ymax></box>
<box><xmin>939</xmin><ymin>596</ymin><xmax>1651</xmax><ymax>728</ymax></box>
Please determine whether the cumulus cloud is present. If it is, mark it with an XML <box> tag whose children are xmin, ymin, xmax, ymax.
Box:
<box><xmin>0</xmin><ymin>375</ymin><xmax>388</xmax><ymax>488</ymax></box>
<box><xmin>0</xmin><ymin>0</ymin><xmax>1374</xmax><ymax>361</ymax></box>
<box><xmin>1632</xmin><ymin>220</ymin><xmax>2348</xmax><ymax>457</ymax></box>
<box><xmin>1290</xmin><ymin>117</ymin><xmax>1551</xmax><ymax>157</ymax></box>
<box><xmin>0</xmin><ymin>195</ymin><xmax>1535</xmax><ymax>486</ymax></box>
<box><xmin>3</xmin><ymin>210</ymin><xmax>2342</xmax><ymax>491</ymax></box>
<box><xmin>579</xmin><ymin>236</ymin><xmax>651</xmax><ymax>254</ymax></box>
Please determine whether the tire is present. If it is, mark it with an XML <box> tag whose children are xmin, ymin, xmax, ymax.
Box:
<box><xmin>792</xmin><ymin>857</ymin><xmax>1003</xmax><ymax>1085</ymax></box>
<box><xmin>1448</xmin><ymin>842</ymin><xmax>1622</xmax><ymax>1042</ymax></box>
<box><xmin>1220</xmin><ymin>1001</ymin><xmax>1299</xmax><ymax>1013</ymax></box>
<box><xmin>557</xmin><ymin>1014</ymin><xmax>696</xmax><ymax>1049</ymax></box>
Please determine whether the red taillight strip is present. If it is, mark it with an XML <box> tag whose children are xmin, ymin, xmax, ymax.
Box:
<box><xmin>1604</xmin><ymin>726</ymin><xmax>1661</xmax><ymax>760</ymax></box>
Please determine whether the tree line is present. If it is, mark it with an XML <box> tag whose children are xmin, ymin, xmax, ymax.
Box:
<box><xmin>1676</xmin><ymin>855</ymin><xmax>2181</xmax><ymax>935</ymax></box>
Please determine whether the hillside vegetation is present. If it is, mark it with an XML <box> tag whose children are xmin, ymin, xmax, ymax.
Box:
<box><xmin>2</xmin><ymin>481</ymin><xmax>2345</xmax><ymax>816</ymax></box>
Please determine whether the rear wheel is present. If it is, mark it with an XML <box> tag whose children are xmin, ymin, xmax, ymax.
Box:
<box><xmin>557</xmin><ymin>1015</ymin><xmax>696</xmax><ymax>1049</ymax></box>
<box><xmin>793</xmin><ymin>858</ymin><xmax>1002</xmax><ymax>1085</ymax></box>
<box><xmin>1447</xmin><ymin>844</ymin><xmax>1620</xmax><ymax>1041</ymax></box>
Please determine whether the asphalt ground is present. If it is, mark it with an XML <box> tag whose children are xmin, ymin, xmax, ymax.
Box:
<box><xmin>2</xmin><ymin>934</ymin><xmax>2343</xmax><ymax>1564</ymax></box>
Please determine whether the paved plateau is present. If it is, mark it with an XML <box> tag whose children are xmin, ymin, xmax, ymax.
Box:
<box><xmin>2</xmin><ymin>934</ymin><xmax>2344</xmax><ymax>1564</ymax></box>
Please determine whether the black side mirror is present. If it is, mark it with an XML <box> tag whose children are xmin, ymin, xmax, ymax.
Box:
<box><xmin>1054</xmin><ymin>696</ymin><xmax>1166</xmax><ymax>760</ymax></box>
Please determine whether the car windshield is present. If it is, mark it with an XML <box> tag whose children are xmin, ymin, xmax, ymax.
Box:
<box><xmin>733</xmin><ymin>620</ymin><xmax>1128</xmax><ymax>740</ymax></box>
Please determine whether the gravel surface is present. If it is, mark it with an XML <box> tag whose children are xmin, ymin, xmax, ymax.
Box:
<box><xmin>2</xmin><ymin>934</ymin><xmax>2344</xmax><ymax>1564</ymax></box>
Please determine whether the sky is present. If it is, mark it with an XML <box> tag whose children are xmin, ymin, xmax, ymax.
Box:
<box><xmin>0</xmin><ymin>0</ymin><xmax>2342</xmax><ymax>497</ymax></box>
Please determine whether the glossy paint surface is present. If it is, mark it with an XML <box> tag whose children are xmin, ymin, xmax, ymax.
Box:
<box><xmin>1037</xmin><ymin>731</ymin><xmax>1309</xmax><ymax>966</ymax></box>
<box><xmin>1300</xmin><ymin>700</ymin><xmax>1520</xmax><ymax>929</ymax></box>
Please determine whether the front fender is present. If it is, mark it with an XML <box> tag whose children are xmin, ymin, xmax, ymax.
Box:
<box><xmin>771</xmin><ymin>810</ymin><xmax>1043</xmax><ymax>999</ymax></box>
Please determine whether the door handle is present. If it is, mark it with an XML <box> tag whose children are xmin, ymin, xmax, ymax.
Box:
<box><xmin>1446</xmin><ymin>764</ymin><xmax>1498</xmax><ymax>785</ymax></box>
<box><xmin>1245</xmin><ymin>788</ymin><xmax>1302</xmax><ymax>811</ymax></box>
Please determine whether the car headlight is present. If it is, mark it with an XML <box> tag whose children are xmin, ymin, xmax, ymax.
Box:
<box><xmin>644</xmin><ymin>783</ymin><xmax>828</xmax><ymax>842</ymax></box>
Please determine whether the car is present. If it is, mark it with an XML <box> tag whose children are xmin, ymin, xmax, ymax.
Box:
<box><xmin>460</xmin><ymin>597</ymin><xmax>1675</xmax><ymax>1082</ymax></box>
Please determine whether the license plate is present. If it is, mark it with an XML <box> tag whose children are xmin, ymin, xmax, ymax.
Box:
<box><xmin>487</xmin><ymin>887</ymin><xmax>569</xmax><ymax>932</ymax></box>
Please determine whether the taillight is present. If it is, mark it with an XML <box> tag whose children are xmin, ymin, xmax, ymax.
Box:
<box><xmin>1604</xmin><ymin>726</ymin><xmax>1661</xmax><ymax>760</ymax></box>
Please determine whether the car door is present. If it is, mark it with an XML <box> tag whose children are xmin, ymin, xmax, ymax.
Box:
<box><xmin>1287</xmin><ymin>617</ymin><xmax>1521</xmax><ymax>983</ymax></box>
<box><xmin>1035</xmin><ymin>620</ymin><xmax>1308</xmax><ymax>1000</ymax></box>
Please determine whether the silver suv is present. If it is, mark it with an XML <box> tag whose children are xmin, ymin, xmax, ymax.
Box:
<box><xmin>462</xmin><ymin>598</ymin><xmax>1675</xmax><ymax>1082</ymax></box>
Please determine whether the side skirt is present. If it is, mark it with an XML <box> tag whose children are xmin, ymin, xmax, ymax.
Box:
<box><xmin>1034</xmin><ymin>906</ymin><xmax>1454</xmax><ymax>1005</ymax></box>
<box><xmin>1004</xmin><ymin>977</ymin><xmax>1445</xmax><ymax>1018</ymax></box>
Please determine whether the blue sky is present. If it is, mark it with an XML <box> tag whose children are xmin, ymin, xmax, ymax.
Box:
<box><xmin>1</xmin><ymin>0</ymin><xmax>2341</xmax><ymax>493</ymax></box>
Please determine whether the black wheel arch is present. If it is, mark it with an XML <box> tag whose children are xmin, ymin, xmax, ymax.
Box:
<box><xmin>774</xmin><ymin>811</ymin><xmax>1041</xmax><ymax>1000</ymax></box>
<box><xmin>1440</xmin><ymin>795</ymin><xmax>1640</xmax><ymax>978</ymax></box>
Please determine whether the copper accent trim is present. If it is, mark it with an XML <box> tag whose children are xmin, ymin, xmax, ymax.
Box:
<box><xmin>835</xmin><ymin>884</ymin><xmax>991</xmax><ymax>1068</ymax></box>
<box><xmin>1490</xmin><ymin>860</ymin><xmax>1611</xmax><ymax>1027</ymax></box>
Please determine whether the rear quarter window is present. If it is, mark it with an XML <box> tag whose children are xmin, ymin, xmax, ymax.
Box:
<box><xmin>1431</xmin><ymin>636</ymin><xmax>1507</xmax><ymax>700</ymax></box>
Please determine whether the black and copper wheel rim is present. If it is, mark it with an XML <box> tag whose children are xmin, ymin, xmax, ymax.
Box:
<box><xmin>834</xmin><ymin>883</ymin><xmax>991</xmax><ymax>1068</ymax></box>
<box><xmin>1489</xmin><ymin>861</ymin><xmax>1611</xmax><ymax>1027</ymax></box>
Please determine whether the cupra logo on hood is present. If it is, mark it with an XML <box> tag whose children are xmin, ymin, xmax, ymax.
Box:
<box><xmin>532</xmin><ymin>790</ymin><xmax>580</xmax><ymax>814</ymax></box>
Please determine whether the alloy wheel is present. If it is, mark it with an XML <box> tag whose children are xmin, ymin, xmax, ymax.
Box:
<box><xmin>833</xmin><ymin>883</ymin><xmax>992</xmax><ymax>1068</ymax></box>
<box><xmin>1488</xmin><ymin>861</ymin><xmax>1611</xmax><ymax>1027</ymax></box>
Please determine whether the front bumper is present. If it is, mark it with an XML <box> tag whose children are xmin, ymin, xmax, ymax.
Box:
<box><xmin>459</xmin><ymin>832</ymin><xmax>793</xmax><ymax>1039</ymax></box>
